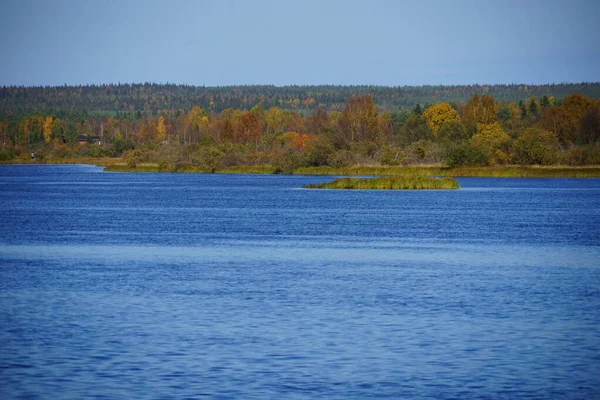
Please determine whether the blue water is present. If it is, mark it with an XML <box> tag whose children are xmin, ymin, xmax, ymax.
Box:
<box><xmin>1</xmin><ymin>165</ymin><xmax>599</xmax><ymax>399</ymax></box>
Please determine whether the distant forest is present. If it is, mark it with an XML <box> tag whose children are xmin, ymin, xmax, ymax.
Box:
<box><xmin>2</xmin><ymin>83</ymin><xmax>600</xmax><ymax>118</ymax></box>
<box><xmin>1</xmin><ymin>83</ymin><xmax>600</xmax><ymax>169</ymax></box>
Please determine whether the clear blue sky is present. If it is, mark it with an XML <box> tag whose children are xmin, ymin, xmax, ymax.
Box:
<box><xmin>0</xmin><ymin>0</ymin><xmax>598</xmax><ymax>86</ymax></box>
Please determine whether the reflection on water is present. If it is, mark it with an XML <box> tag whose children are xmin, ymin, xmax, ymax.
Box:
<box><xmin>1</xmin><ymin>165</ymin><xmax>599</xmax><ymax>399</ymax></box>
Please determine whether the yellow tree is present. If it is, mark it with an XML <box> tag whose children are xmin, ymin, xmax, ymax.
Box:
<box><xmin>265</xmin><ymin>106</ymin><xmax>283</xmax><ymax>135</ymax></box>
<box><xmin>470</xmin><ymin>122</ymin><xmax>511</xmax><ymax>164</ymax></box>
<box><xmin>422</xmin><ymin>103</ymin><xmax>459</xmax><ymax>136</ymax></box>
<box><xmin>187</xmin><ymin>105</ymin><xmax>209</xmax><ymax>142</ymax></box>
<box><xmin>462</xmin><ymin>94</ymin><xmax>497</xmax><ymax>126</ymax></box>
<box><xmin>43</xmin><ymin>117</ymin><xmax>54</xmax><ymax>142</ymax></box>
<box><xmin>156</xmin><ymin>116</ymin><xmax>167</xmax><ymax>142</ymax></box>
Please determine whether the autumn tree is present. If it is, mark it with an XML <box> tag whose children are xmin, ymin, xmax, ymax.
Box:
<box><xmin>307</xmin><ymin>107</ymin><xmax>330</xmax><ymax>134</ymax></box>
<box><xmin>219</xmin><ymin>108</ymin><xmax>241</xmax><ymax>143</ymax></box>
<box><xmin>265</xmin><ymin>107</ymin><xmax>283</xmax><ymax>136</ymax></box>
<box><xmin>239</xmin><ymin>112</ymin><xmax>262</xmax><ymax>147</ymax></box>
<box><xmin>339</xmin><ymin>95</ymin><xmax>378</xmax><ymax>142</ymax></box>
<box><xmin>540</xmin><ymin>94</ymin><xmax>595</xmax><ymax>146</ymax></box>
<box><xmin>43</xmin><ymin>117</ymin><xmax>54</xmax><ymax>142</ymax></box>
<box><xmin>579</xmin><ymin>103</ymin><xmax>600</xmax><ymax>144</ymax></box>
<box><xmin>470</xmin><ymin>122</ymin><xmax>511</xmax><ymax>164</ymax></box>
<box><xmin>563</xmin><ymin>93</ymin><xmax>595</xmax><ymax>118</ymax></box>
<box><xmin>187</xmin><ymin>105</ymin><xmax>209</xmax><ymax>143</ymax></box>
<box><xmin>156</xmin><ymin>116</ymin><xmax>167</xmax><ymax>142</ymax></box>
<box><xmin>540</xmin><ymin>107</ymin><xmax>573</xmax><ymax>145</ymax></box>
<box><xmin>422</xmin><ymin>103</ymin><xmax>460</xmax><ymax>136</ymax></box>
<box><xmin>512</xmin><ymin>128</ymin><xmax>559</xmax><ymax>165</ymax></box>
<box><xmin>461</xmin><ymin>94</ymin><xmax>496</xmax><ymax>126</ymax></box>
<box><xmin>377</xmin><ymin>112</ymin><xmax>393</xmax><ymax>143</ymax></box>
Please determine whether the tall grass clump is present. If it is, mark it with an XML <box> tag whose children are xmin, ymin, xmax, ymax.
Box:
<box><xmin>304</xmin><ymin>176</ymin><xmax>459</xmax><ymax>190</ymax></box>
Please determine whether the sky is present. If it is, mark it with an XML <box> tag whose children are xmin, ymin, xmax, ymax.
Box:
<box><xmin>0</xmin><ymin>0</ymin><xmax>599</xmax><ymax>86</ymax></box>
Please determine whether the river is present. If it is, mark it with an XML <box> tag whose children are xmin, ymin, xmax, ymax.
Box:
<box><xmin>1</xmin><ymin>165</ymin><xmax>599</xmax><ymax>399</ymax></box>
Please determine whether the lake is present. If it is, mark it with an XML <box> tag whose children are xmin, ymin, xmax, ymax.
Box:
<box><xmin>1</xmin><ymin>164</ymin><xmax>599</xmax><ymax>399</ymax></box>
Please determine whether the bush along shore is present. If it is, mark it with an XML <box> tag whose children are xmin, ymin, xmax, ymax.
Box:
<box><xmin>304</xmin><ymin>176</ymin><xmax>460</xmax><ymax>190</ymax></box>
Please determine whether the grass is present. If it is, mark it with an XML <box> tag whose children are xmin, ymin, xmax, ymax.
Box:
<box><xmin>443</xmin><ymin>166</ymin><xmax>600</xmax><ymax>178</ymax></box>
<box><xmin>304</xmin><ymin>176</ymin><xmax>460</xmax><ymax>190</ymax></box>
<box><xmin>296</xmin><ymin>165</ymin><xmax>600</xmax><ymax>178</ymax></box>
<box><xmin>218</xmin><ymin>165</ymin><xmax>277</xmax><ymax>174</ymax></box>
<box><xmin>295</xmin><ymin>165</ymin><xmax>445</xmax><ymax>176</ymax></box>
<box><xmin>103</xmin><ymin>164</ymin><xmax>275</xmax><ymax>174</ymax></box>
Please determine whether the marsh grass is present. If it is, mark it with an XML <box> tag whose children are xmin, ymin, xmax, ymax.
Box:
<box><xmin>304</xmin><ymin>176</ymin><xmax>460</xmax><ymax>190</ymax></box>
<box><xmin>295</xmin><ymin>165</ymin><xmax>444</xmax><ymax>176</ymax></box>
<box><xmin>296</xmin><ymin>165</ymin><xmax>600</xmax><ymax>178</ymax></box>
<box><xmin>24</xmin><ymin>159</ymin><xmax>600</xmax><ymax>178</ymax></box>
<box><xmin>219</xmin><ymin>165</ymin><xmax>277</xmax><ymax>174</ymax></box>
<box><xmin>444</xmin><ymin>166</ymin><xmax>600</xmax><ymax>178</ymax></box>
<box><xmin>104</xmin><ymin>164</ymin><xmax>275</xmax><ymax>174</ymax></box>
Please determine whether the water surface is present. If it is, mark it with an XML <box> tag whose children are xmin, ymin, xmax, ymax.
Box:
<box><xmin>1</xmin><ymin>165</ymin><xmax>599</xmax><ymax>399</ymax></box>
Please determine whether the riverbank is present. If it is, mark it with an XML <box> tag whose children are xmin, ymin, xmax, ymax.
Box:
<box><xmin>105</xmin><ymin>163</ymin><xmax>600</xmax><ymax>178</ymax></box>
<box><xmin>3</xmin><ymin>158</ymin><xmax>600</xmax><ymax>178</ymax></box>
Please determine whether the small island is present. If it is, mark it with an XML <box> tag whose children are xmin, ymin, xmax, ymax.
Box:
<box><xmin>303</xmin><ymin>176</ymin><xmax>460</xmax><ymax>190</ymax></box>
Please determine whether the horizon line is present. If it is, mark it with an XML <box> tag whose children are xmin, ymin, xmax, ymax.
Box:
<box><xmin>2</xmin><ymin>81</ymin><xmax>600</xmax><ymax>89</ymax></box>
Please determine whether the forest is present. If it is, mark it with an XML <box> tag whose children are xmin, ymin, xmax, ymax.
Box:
<box><xmin>1</xmin><ymin>84</ymin><xmax>599</xmax><ymax>171</ymax></box>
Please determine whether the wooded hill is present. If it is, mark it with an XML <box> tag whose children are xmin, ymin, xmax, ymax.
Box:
<box><xmin>2</xmin><ymin>83</ymin><xmax>600</xmax><ymax>118</ymax></box>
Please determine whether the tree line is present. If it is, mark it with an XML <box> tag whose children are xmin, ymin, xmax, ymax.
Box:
<box><xmin>2</xmin><ymin>83</ymin><xmax>600</xmax><ymax>117</ymax></box>
<box><xmin>1</xmin><ymin>90</ymin><xmax>599</xmax><ymax>170</ymax></box>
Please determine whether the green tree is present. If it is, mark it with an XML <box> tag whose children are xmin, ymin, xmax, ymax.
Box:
<box><xmin>438</xmin><ymin>120</ymin><xmax>470</xmax><ymax>142</ymax></box>
<box><xmin>527</xmin><ymin>97</ymin><xmax>539</xmax><ymax>118</ymax></box>
<box><xmin>540</xmin><ymin>95</ymin><xmax>551</xmax><ymax>110</ymax></box>
<box><xmin>444</xmin><ymin>142</ymin><xmax>487</xmax><ymax>167</ymax></box>
<box><xmin>394</xmin><ymin>115</ymin><xmax>433</xmax><ymax>147</ymax></box>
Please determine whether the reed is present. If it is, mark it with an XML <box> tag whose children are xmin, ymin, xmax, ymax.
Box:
<box><xmin>218</xmin><ymin>165</ymin><xmax>277</xmax><ymax>174</ymax></box>
<box><xmin>304</xmin><ymin>176</ymin><xmax>460</xmax><ymax>190</ymax></box>
<box><xmin>444</xmin><ymin>166</ymin><xmax>600</xmax><ymax>178</ymax></box>
<box><xmin>295</xmin><ymin>165</ymin><xmax>444</xmax><ymax>176</ymax></box>
<box><xmin>296</xmin><ymin>165</ymin><xmax>600</xmax><ymax>178</ymax></box>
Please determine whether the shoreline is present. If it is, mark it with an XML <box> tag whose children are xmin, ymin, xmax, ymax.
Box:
<box><xmin>2</xmin><ymin>159</ymin><xmax>600</xmax><ymax>178</ymax></box>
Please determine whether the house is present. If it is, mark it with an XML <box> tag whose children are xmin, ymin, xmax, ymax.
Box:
<box><xmin>76</xmin><ymin>135</ymin><xmax>102</xmax><ymax>145</ymax></box>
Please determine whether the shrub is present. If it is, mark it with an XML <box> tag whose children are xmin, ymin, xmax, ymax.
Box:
<box><xmin>0</xmin><ymin>148</ymin><xmax>15</xmax><ymax>161</ymax></box>
<box><xmin>512</xmin><ymin>128</ymin><xmax>559</xmax><ymax>165</ymax></box>
<box><xmin>444</xmin><ymin>143</ymin><xmax>487</xmax><ymax>168</ymax></box>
